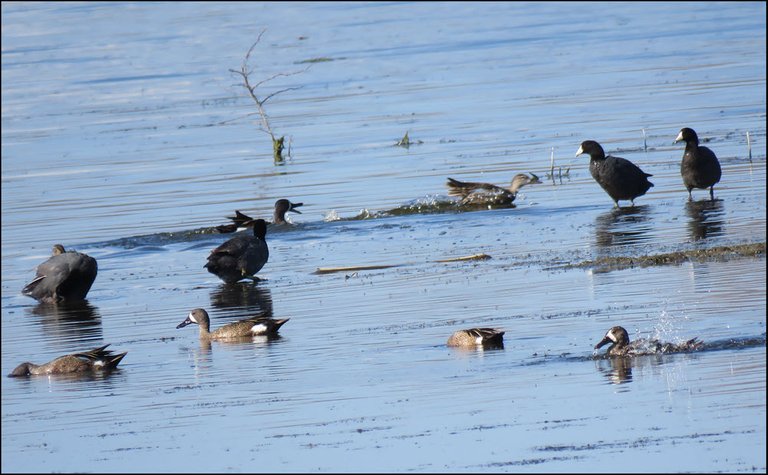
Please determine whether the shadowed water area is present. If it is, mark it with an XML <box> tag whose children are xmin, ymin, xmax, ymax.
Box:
<box><xmin>2</xmin><ymin>2</ymin><xmax>766</xmax><ymax>472</ymax></box>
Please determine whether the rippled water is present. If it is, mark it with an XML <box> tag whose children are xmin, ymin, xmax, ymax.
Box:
<box><xmin>2</xmin><ymin>2</ymin><xmax>766</xmax><ymax>472</ymax></box>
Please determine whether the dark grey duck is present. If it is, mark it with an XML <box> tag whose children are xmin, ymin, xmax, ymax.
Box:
<box><xmin>675</xmin><ymin>127</ymin><xmax>722</xmax><ymax>200</ymax></box>
<box><xmin>205</xmin><ymin>219</ymin><xmax>269</xmax><ymax>284</ymax></box>
<box><xmin>22</xmin><ymin>244</ymin><xmax>98</xmax><ymax>303</ymax></box>
<box><xmin>576</xmin><ymin>140</ymin><xmax>654</xmax><ymax>207</ymax></box>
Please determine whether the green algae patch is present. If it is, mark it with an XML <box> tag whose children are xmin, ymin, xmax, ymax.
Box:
<box><xmin>569</xmin><ymin>242</ymin><xmax>766</xmax><ymax>272</ymax></box>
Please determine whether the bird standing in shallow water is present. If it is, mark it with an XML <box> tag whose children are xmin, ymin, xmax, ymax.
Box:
<box><xmin>576</xmin><ymin>140</ymin><xmax>654</xmax><ymax>208</ymax></box>
<box><xmin>9</xmin><ymin>344</ymin><xmax>127</xmax><ymax>377</ymax></box>
<box><xmin>594</xmin><ymin>326</ymin><xmax>703</xmax><ymax>357</ymax></box>
<box><xmin>205</xmin><ymin>219</ymin><xmax>269</xmax><ymax>284</ymax></box>
<box><xmin>446</xmin><ymin>173</ymin><xmax>539</xmax><ymax>207</ymax></box>
<box><xmin>675</xmin><ymin>127</ymin><xmax>722</xmax><ymax>201</ymax></box>
<box><xmin>177</xmin><ymin>308</ymin><xmax>289</xmax><ymax>340</ymax></box>
<box><xmin>22</xmin><ymin>244</ymin><xmax>98</xmax><ymax>303</ymax></box>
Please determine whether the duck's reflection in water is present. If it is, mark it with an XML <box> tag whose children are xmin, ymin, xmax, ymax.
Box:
<box><xmin>209</xmin><ymin>281</ymin><xmax>274</xmax><ymax>317</ymax></box>
<box><xmin>594</xmin><ymin>356</ymin><xmax>636</xmax><ymax>385</ymax></box>
<box><xmin>685</xmin><ymin>199</ymin><xmax>724</xmax><ymax>241</ymax></box>
<box><xmin>594</xmin><ymin>205</ymin><xmax>652</xmax><ymax>248</ymax></box>
<box><xmin>26</xmin><ymin>300</ymin><xmax>103</xmax><ymax>346</ymax></box>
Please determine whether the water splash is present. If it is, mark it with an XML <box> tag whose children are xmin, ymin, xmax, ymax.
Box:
<box><xmin>323</xmin><ymin>210</ymin><xmax>341</xmax><ymax>222</ymax></box>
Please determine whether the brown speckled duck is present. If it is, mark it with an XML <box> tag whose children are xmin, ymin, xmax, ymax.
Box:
<box><xmin>447</xmin><ymin>328</ymin><xmax>505</xmax><ymax>348</ymax></box>
<box><xmin>594</xmin><ymin>326</ymin><xmax>703</xmax><ymax>357</ymax></box>
<box><xmin>9</xmin><ymin>344</ymin><xmax>127</xmax><ymax>377</ymax></box>
<box><xmin>177</xmin><ymin>308</ymin><xmax>289</xmax><ymax>340</ymax></box>
<box><xmin>446</xmin><ymin>173</ymin><xmax>539</xmax><ymax>206</ymax></box>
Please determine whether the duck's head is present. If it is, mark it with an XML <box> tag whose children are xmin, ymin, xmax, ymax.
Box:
<box><xmin>576</xmin><ymin>140</ymin><xmax>605</xmax><ymax>159</ymax></box>
<box><xmin>675</xmin><ymin>127</ymin><xmax>698</xmax><ymax>145</ymax></box>
<box><xmin>177</xmin><ymin>308</ymin><xmax>210</xmax><ymax>329</ymax></box>
<box><xmin>510</xmin><ymin>173</ymin><xmax>539</xmax><ymax>193</ymax></box>
<box><xmin>276</xmin><ymin>199</ymin><xmax>303</xmax><ymax>215</ymax></box>
<box><xmin>595</xmin><ymin>326</ymin><xmax>630</xmax><ymax>350</ymax></box>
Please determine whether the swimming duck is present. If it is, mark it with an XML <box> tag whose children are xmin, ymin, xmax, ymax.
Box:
<box><xmin>9</xmin><ymin>344</ymin><xmax>127</xmax><ymax>377</ymax></box>
<box><xmin>576</xmin><ymin>140</ymin><xmax>654</xmax><ymax>208</ymax></box>
<box><xmin>176</xmin><ymin>308</ymin><xmax>289</xmax><ymax>340</ymax></box>
<box><xmin>205</xmin><ymin>219</ymin><xmax>269</xmax><ymax>284</ymax></box>
<box><xmin>594</xmin><ymin>326</ymin><xmax>703</xmax><ymax>357</ymax></box>
<box><xmin>216</xmin><ymin>199</ymin><xmax>303</xmax><ymax>233</ymax></box>
<box><xmin>447</xmin><ymin>328</ymin><xmax>505</xmax><ymax>348</ymax></box>
<box><xmin>446</xmin><ymin>173</ymin><xmax>539</xmax><ymax>206</ymax></box>
<box><xmin>675</xmin><ymin>127</ymin><xmax>722</xmax><ymax>201</ymax></box>
<box><xmin>22</xmin><ymin>244</ymin><xmax>98</xmax><ymax>303</ymax></box>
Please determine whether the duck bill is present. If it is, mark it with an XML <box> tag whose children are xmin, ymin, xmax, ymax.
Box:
<box><xmin>176</xmin><ymin>316</ymin><xmax>194</xmax><ymax>329</ymax></box>
<box><xmin>575</xmin><ymin>145</ymin><xmax>584</xmax><ymax>157</ymax></box>
<box><xmin>674</xmin><ymin>131</ymin><xmax>684</xmax><ymax>143</ymax></box>
<box><xmin>289</xmin><ymin>202</ymin><xmax>303</xmax><ymax>214</ymax></box>
<box><xmin>595</xmin><ymin>336</ymin><xmax>612</xmax><ymax>349</ymax></box>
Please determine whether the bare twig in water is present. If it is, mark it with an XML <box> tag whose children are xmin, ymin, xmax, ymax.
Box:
<box><xmin>314</xmin><ymin>264</ymin><xmax>401</xmax><ymax>275</ymax></box>
<box><xmin>230</xmin><ymin>29</ymin><xmax>310</xmax><ymax>163</ymax></box>
<box><xmin>434</xmin><ymin>253</ymin><xmax>492</xmax><ymax>263</ymax></box>
<box><xmin>314</xmin><ymin>253</ymin><xmax>493</xmax><ymax>275</ymax></box>
<box><xmin>549</xmin><ymin>147</ymin><xmax>555</xmax><ymax>177</ymax></box>
<box><xmin>747</xmin><ymin>131</ymin><xmax>752</xmax><ymax>161</ymax></box>
<box><xmin>546</xmin><ymin>147</ymin><xmax>570</xmax><ymax>183</ymax></box>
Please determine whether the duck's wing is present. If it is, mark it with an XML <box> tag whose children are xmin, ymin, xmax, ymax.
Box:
<box><xmin>217</xmin><ymin>211</ymin><xmax>255</xmax><ymax>233</ymax></box>
<box><xmin>22</xmin><ymin>275</ymin><xmax>46</xmax><ymax>295</ymax></box>
<box><xmin>465</xmin><ymin>327</ymin><xmax>505</xmax><ymax>344</ymax></box>
<box><xmin>72</xmin><ymin>344</ymin><xmax>112</xmax><ymax>361</ymax></box>
<box><xmin>228</xmin><ymin>210</ymin><xmax>254</xmax><ymax>225</ymax></box>
<box><xmin>446</xmin><ymin>178</ymin><xmax>505</xmax><ymax>198</ymax></box>
<box><xmin>209</xmin><ymin>235</ymin><xmax>252</xmax><ymax>258</ymax></box>
<box><xmin>215</xmin><ymin>223</ymin><xmax>239</xmax><ymax>233</ymax></box>
<box><xmin>607</xmin><ymin>155</ymin><xmax>653</xmax><ymax>179</ymax></box>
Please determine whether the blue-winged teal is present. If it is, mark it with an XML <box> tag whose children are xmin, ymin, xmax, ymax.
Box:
<box><xmin>675</xmin><ymin>127</ymin><xmax>722</xmax><ymax>201</ymax></box>
<box><xmin>576</xmin><ymin>140</ymin><xmax>654</xmax><ymax>207</ymax></box>
<box><xmin>447</xmin><ymin>328</ymin><xmax>505</xmax><ymax>348</ymax></box>
<box><xmin>176</xmin><ymin>308</ymin><xmax>289</xmax><ymax>340</ymax></box>
<box><xmin>22</xmin><ymin>244</ymin><xmax>98</xmax><ymax>303</ymax></box>
<box><xmin>216</xmin><ymin>199</ymin><xmax>303</xmax><ymax>233</ymax></box>
<box><xmin>205</xmin><ymin>219</ymin><xmax>269</xmax><ymax>284</ymax></box>
<box><xmin>446</xmin><ymin>173</ymin><xmax>539</xmax><ymax>206</ymax></box>
<box><xmin>594</xmin><ymin>326</ymin><xmax>703</xmax><ymax>357</ymax></box>
<box><xmin>9</xmin><ymin>344</ymin><xmax>126</xmax><ymax>377</ymax></box>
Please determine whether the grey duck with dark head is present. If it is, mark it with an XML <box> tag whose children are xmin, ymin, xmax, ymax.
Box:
<box><xmin>576</xmin><ymin>140</ymin><xmax>654</xmax><ymax>208</ymax></box>
<box><xmin>675</xmin><ymin>127</ymin><xmax>722</xmax><ymax>201</ymax></box>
